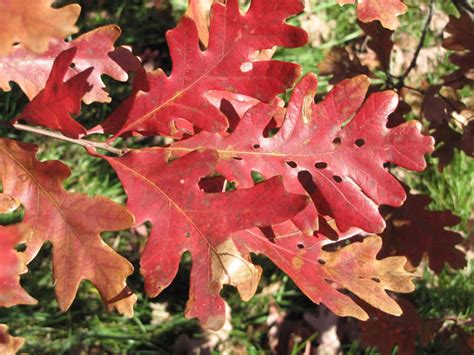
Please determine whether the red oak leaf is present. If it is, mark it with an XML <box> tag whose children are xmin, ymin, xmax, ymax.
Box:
<box><xmin>168</xmin><ymin>73</ymin><xmax>434</xmax><ymax>234</ymax></box>
<box><xmin>379</xmin><ymin>190</ymin><xmax>466</xmax><ymax>274</ymax></box>
<box><xmin>337</xmin><ymin>0</ymin><xmax>407</xmax><ymax>30</ymax></box>
<box><xmin>14</xmin><ymin>48</ymin><xmax>92</xmax><ymax>138</ymax></box>
<box><xmin>100</xmin><ymin>0</ymin><xmax>308</xmax><ymax>138</ymax></box>
<box><xmin>0</xmin><ymin>25</ymin><xmax>134</xmax><ymax>104</ymax></box>
<box><xmin>232</xmin><ymin>222</ymin><xmax>415</xmax><ymax>320</ymax></box>
<box><xmin>101</xmin><ymin>149</ymin><xmax>309</xmax><ymax>329</ymax></box>
<box><xmin>0</xmin><ymin>225</ymin><xmax>36</xmax><ymax>308</ymax></box>
<box><xmin>360</xmin><ymin>299</ymin><xmax>442</xmax><ymax>355</ymax></box>
<box><xmin>0</xmin><ymin>324</ymin><xmax>24</xmax><ymax>355</ymax></box>
<box><xmin>0</xmin><ymin>0</ymin><xmax>80</xmax><ymax>55</ymax></box>
<box><xmin>0</xmin><ymin>138</ymin><xmax>136</xmax><ymax>316</ymax></box>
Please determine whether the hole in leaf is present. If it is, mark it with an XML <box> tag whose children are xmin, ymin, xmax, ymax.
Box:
<box><xmin>16</xmin><ymin>244</ymin><xmax>26</xmax><ymax>252</ymax></box>
<box><xmin>233</xmin><ymin>157</ymin><xmax>243</xmax><ymax>161</ymax></box>
<box><xmin>332</xmin><ymin>137</ymin><xmax>341</xmax><ymax>145</ymax></box>
<box><xmin>355</xmin><ymin>138</ymin><xmax>365</xmax><ymax>147</ymax></box>
<box><xmin>251</xmin><ymin>171</ymin><xmax>265</xmax><ymax>184</ymax></box>
<box><xmin>253</xmin><ymin>144</ymin><xmax>260</xmax><ymax>149</ymax></box>
<box><xmin>332</xmin><ymin>175</ymin><xmax>342</xmax><ymax>183</ymax></box>
<box><xmin>314</xmin><ymin>162</ymin><xmax>327</xmax><ymax>169</ymax></box>
<box><xmin>260</xmin><ymin>226</ymin><xmax>276</xmax><ymax>242</ymax></box>
<box><xmin>297</xmin><ymin>243</ymin><xmax>304</xmax><ymax>249</ymax></box>
<box><xmin>220</xmin><ymin>99</ymin><xmax>240</xmax><ymax>133</ymax></box>
<box><xmin>371</xmin><ymin>277</ymin><xmax>381</xmax><ymax>283</ymax></box>
<box><xmin>286</xmin><ymin>161</ymin><xmax>297</xmax><ymax>168</ymax></box>
<box><xmin>317</xmin><ymin>259</ymin><xmax>326</xmax><ymax>265</ymax></box>
<box><xmin>70</xmin><ymin>63</ymin><xmax>76</xmax><ymax>69</ymax></box>
<box><xmin>198</xmin><ymin>176</ymin><xmax>226</xmax><ymax>192</ymax></box>
<box><xmin>263</xmin><ymin>117</ymin><xmax>280</xmax><ymax>138</ymax></box>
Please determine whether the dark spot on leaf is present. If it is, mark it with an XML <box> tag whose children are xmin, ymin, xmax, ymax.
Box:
<box><xmin>286</xmin><ymin>161</ymin><xmax>297</xmax><ymax>168</ymax></box>
<box><xmin>355</xmin><ymin>138</ymin><xmax>365</xmax><ymax>147</ymax></box>
<box><xmin>317</xmin><ymin>259</ymin><xmax>326</xmax><ymax>265</ymax></box>
<box><xmin>233</xmin><ymin>156</ymin><xmax>242</xmax><ymax>161</ymax></box>
<box><xmin>253</xmin><ymin>144</ymin><xmax>260</xmax><ymax>149</ymax></box>
<box><xmin>332</xmin><ymin>175</ymin><xmax>342</xmax><ymax>183</ymax></box>
<box><xmin>371</xmin><ymin>277</ymin><xmax>381</xmax><ymax>283</ymax></box>
<box><xmin>297</xmin><ymin>243</ymin><xmax>304</xmax><ymax>249</ymax></box>
<box><xmin>332</xmin><ymin>137</ymin><xmax>341</xmax><ymax>145</ymax></box>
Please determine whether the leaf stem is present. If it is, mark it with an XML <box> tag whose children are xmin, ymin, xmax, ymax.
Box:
<box><xmin>5</xmin><ymin>122</ymin><xmax>128</xmax><ymax>156</ymax></box>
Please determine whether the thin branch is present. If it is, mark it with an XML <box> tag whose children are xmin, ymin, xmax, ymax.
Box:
<box><xmin>5</xmin><ymin>122</ymin><xmax>129</xmax><ymax>156</ymax></box>
<box><xmin>399</xmin><ymin>0</ymin><xmax>435</xmax><ymax>86</ymax></box>
<box><xmin>402</xmin><ymin>84</ymin><xmax>425</xmax><ymax>94</ymax></box>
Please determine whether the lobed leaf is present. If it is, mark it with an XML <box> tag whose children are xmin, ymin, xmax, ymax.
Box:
<box><xmin>380</xmin><ymin>190</ymin><xmax>466</xmax><ymax>274</ymax></box>
<box><xmin>0</xmin><ymin>0</ymin><xmax>80</xmax><ymax>55</ymax></box>
<box><xmin>337</xmin><ymin>0</ymin><xmax>407</xmax><ymax>30</ymax></box>
<box><xmin>168</xmin><ymin>73</ymin><xmax>434</xmax><ymax>234</ymax></box>
<box><xmin>0</xmin><ymin>139</ymin><xmax>136</xmax><ymax>316</ymax></box>
<box><xmin>13</xmin><ymin>48</ymin><xmax>92</xmax><ymax>138</ymax></box>
<box><xmin>13</xmin><ymin>48</ymin><xmax>93</xmax><ymax>138</ymax></box>
<box><xmin>100</xmin><ymin>0</ymin><xmax>308</xmax><ymax>138</ymax></box>
<box><xmin>443</xmin><ymin>11</ymin><xmax>474</xmax><ymax>85</ymax></box>
<box><xmin>360</xmin><ymin>299</ymin><xmax>442</xmax><ymax>355</ymax></box>
<box><xmin>233</xmin><ymin>222</ymin><xmax>415</xmax><ymax>321</ymax></box>
<box><xmin>101</xmin><ymin>149</ymin><xmax>309</xmax><ymax>329</ymax></box>
<box><xmin>0</xmin><ymin>25</ymin><xmax>134</xmax><ymax>104</ymax></box>
<box><xmin>0</xmin><ymin>225</ymin><xmax>36</xmax><ymax>308</ymax></box>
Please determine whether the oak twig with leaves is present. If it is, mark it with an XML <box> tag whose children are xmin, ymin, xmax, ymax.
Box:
<box><xmin>0</xmin><ymin>0</ymin><xmax>471</xmax><ymax>353</ymax></box>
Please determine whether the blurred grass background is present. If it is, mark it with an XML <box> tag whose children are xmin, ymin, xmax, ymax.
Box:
<box><xmin>0</xmin><ymin>0</ymin><xmax>472</xmax><ymax>353</ymax></box>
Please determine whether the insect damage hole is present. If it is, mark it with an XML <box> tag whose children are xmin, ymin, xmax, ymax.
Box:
<box><xmin>317</xmin><ymin>259</ymin><xmax>326</xmax><ymax>265</ymax></box>
<box><xmin>332</xmin><ymin>137</ymin><xmax>341</xmax><ymax>145</ymax></box>
<box><xmin>332</xmin><ymin>175</ymin><xmax>342</xmax><ymax>183</ymax></box>
<box><xmin>253</xmin><ymin>144</ymin><xmax>260</xmax><ymax>149</ymax></box>
<box><xmin>286</xmin><ymin>161</ymin><xmax>297</xmax><ymax>168</ymax></box>
<box><xmin>314</xmin><ymin>162</ymin><xmax>327</xmax><ymax>169</ymax></box>
<box><xmin>355</xmin><ymin>138</ymin><xmax>365</xmax><ymax>147</ymax></box>
<box><xmin>297</xmin><ymin>243</ymin><xmax>305</xmax><ymax>249</ymax></box>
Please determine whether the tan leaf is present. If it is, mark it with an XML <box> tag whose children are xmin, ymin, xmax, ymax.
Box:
<box><xmin>0</xmin><ymin>0</ymin><xmax>80</xmax><ymax>55</ymax></box>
